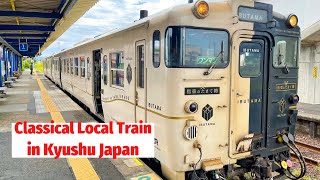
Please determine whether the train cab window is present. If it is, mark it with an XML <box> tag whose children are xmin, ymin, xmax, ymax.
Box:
<box><xmin>70</xmin><ymin>58</ymin><xmax>74</xmax><ymax>75</ymax></box>
<box><xmin>273</xmin><ymin>36</ymin><xmax>298</xmax><ymax>68</ymax></box>
<box><xmin>239</xmin><ymin>42</ymin><xmax>262</xmax><ymax>77</ymax></box>
<box><xmin>165</xmin><ymin>27</ymin><xmax>229</xmax><ymax>68</ymax></box>
<box><xmin>87</xmin><ymin>57</ymin><xmax>90</xmax><ymax>80</ymax></box>
<box><xmin>110</xmin><ymin>52</ymin><xmax>124</xmax><ymax>87</ymax></box>
<box><xmin>153</xmin><ymin>30</ymin><xmax>161</xmax><ymax>68</ymax></box>
<box><xmin>75</xmin><ymin>57</ymin><xmax>79</xmax><ymax>76</ymax></box>
<box><xmin>103</xmin><ymin>55</ymin><xmax>108</xmax><ymax>85</ymax></box>
<box><xmin>67</xmin><ymin>59</ymin><xmax>70</xmax><ymax>74</ymax></box>
<box><xmin>80</xmin><ymin>57</ymin><xmax>85</xmax><ymax>78</ymax></box>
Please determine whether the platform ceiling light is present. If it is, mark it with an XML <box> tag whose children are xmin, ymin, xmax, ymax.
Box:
<box><xmin>192</xmin><ymin>0</ymin><xmax>209</xmax><ymax>19</ymax></box>
<box><xmin>287</xmin><ymin>14</ymin><xmax>298</xmax><ymax>28</ymax></box>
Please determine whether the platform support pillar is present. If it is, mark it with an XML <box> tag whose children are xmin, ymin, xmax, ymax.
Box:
<box><xmin>4</xmin><ymin>48</ymin><xmax>8</xmax><ymax>81</ymax></box>
<box><xmin>20</xmin><ymin>56</ymin><xmax>22</xmax><ymax>72</ymax></box>
<box><xmin>309</xmin><ymin>122</ymin><xmax>317</xmax><ymax>138</ymax></box>
<box><xmin>0</xmin><ymin>48</ymin><xmax>2</xmax><ymax>87</ymax></box>
<box><xmin>9</xmin><ymin>52</ymin><xmax>13</xmax><ymax>77</ymax></box>
<box><xmin>13</xmin><ymin>54</ymin><xmax>16</xmax><ymax>72</ymax></box>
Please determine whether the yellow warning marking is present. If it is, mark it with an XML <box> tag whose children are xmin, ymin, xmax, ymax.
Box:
<box><xmin>133</xmin><ymin>157</ymin><xmax>143</xmax><ymax>166</ymax></box>
<box><xmin>34</xmin><ymin>72</ymin><xmax>100</xmax><ymax>180</ymax></box>
<box><xmin>313</xmin><ymin>66</ymin><xmax>318</xmax><ymax>78</ymax></box>
<box><xmin>130</xmin><ymin>173</ymin><xmax>161</xmax><ymax>180</ymax></box>
<box><xmin>68</xmin><ymin>158</ymin><xmax>100</xmax><ymax>180</ymax></box>
<box><xmin>289</xmin><ymin>106</ymin><xmax>297</xmax><ymax>109</ymax></box>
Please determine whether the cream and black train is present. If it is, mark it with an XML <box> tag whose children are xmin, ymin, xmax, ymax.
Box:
<box><xmin>44</xmin><ymin>0</ymin><xmax>305</xmax><ymax>179</ymax></box>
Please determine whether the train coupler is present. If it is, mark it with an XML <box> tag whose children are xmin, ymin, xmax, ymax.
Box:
<box><xmin>252</xmin><ymin>157</ymin><xmax>273</xmax><ymax>179</ymax></box>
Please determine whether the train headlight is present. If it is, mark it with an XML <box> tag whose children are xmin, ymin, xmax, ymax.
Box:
<box><xmin>289</xmin><ymin>94</ymin><xmax>299</xmax><ymax>104</ymax></box>
<box><xmin>192</xmin><ymin>0</ymin><xmax>209</xmax><ymax>19</ymax></box>
<box><xmin>185</xmin><ymin>101</ymin><xmax>198</xmax><ymax>113</ymax></box>
<box><xmin>287</xmin><ymin>14</ymin><xmax>298</xmax><ymax>28</ymax></box>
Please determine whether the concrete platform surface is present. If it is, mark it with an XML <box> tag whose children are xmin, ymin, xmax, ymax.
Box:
<box><xmin>298</xmin><ymin>103</ymin><xmax>320</xmax><ymax>122</ymax></box>
<box><xmin>0</xmin><ymin>70</ymin><xmax>160</xmax><ymax>180</ymax></box>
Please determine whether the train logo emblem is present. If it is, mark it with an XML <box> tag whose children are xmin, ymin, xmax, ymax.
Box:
<box><xmin>279</xmin><ymin>98</ymin><xmax>286</xmax><ymax>113</ymax></box>
<box><xmin>202</xmin><ymin>104</ymin><xmax>213</xmax><ymax>121</ymax></box>
<box><xmin>127</xmin><ymin>64</ymin><xmax>132</xmax><ymax>84</ymax></box>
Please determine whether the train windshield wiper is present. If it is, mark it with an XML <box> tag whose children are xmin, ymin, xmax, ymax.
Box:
<box><xmin>284</xmin><ymin>63</ymin><xmax>290</xmax><ymax>74</ymax></box>
<box><xmin>203</xmin><ymin>41</ymin><xmax>224</xmax><ymax>76</ymax></box>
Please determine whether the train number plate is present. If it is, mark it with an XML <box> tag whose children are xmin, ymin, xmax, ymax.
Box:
<box><xmin>185</xmin><ymin>87</ymin><xmax>220</xmax><ymax>95</ymax></box>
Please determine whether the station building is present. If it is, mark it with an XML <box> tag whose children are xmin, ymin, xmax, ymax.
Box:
<box><xmin>299</xmin><ymin>21</ymin><xmax>320</xmax><ymax>104</ymax></box>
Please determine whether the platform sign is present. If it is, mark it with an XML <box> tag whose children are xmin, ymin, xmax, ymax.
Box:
<box><xmin>19</xmin><ymin>43</ymin><xmax>28</xmax><ymax>51</ymax></box>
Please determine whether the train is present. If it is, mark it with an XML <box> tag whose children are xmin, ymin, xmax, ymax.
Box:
<box><xmin>44</xmin><ymin>0</ymin><xmax>306</xmax><ymax>179</ymax></box>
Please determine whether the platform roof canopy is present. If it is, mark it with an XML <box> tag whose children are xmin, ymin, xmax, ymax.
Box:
<box><xmin>0</xmin><ymin>0</ymin><xmax>98</xmax><ymax>57</ymax></box>
<box><xmin>302</xmin><ymin>20</ymin><xmax>320</xmax><ymax>45</ymax></box>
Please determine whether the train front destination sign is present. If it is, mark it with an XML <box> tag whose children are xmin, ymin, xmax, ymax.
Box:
<box><xmin>185</xmin><ymin>87</ymin><xmax>220</xmax><ymax>95</ymax></box>
<box><xmin>238</xmin><ymin>6</ymin><xmax>268</xmax><ymax>23</ymax></box>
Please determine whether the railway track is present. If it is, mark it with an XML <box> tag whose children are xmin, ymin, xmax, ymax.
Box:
<box><xmin>291</xmin><ymin>140</ymin><xmax>320</xmax><ymax>166</ymax></box>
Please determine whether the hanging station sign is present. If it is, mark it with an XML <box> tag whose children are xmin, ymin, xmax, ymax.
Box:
<box><xmin>19</xmin><ymin>43</ymin><xmax>28</xmax><ymax>51</ymax></box>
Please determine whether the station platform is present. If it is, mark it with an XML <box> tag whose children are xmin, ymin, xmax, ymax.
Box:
<box><xmin>0</xmin><ymin>69</ymin><xmax>160</xmax><ymax>180</ymax></box>
<box><xmin>296</xmin><ymin>103</ymin><xmax>320</xmax><ymax>138</ymax></box>
<box><xmin>298</xmin><ymin>103</ymin><xmax>320</xmax><ymax>122</ymax></box>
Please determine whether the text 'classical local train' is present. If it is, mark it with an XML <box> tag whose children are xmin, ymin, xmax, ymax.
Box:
<box><xmin>44</xmin><ymin>0</ymin><xmax>305</xmax><ymax>179</ymax></box>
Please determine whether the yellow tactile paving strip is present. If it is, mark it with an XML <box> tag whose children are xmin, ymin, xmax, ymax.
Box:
<box><xmin>34</xmin><ymin>72</ymin><xmax>100</xmax><ymax>180</ymax></box>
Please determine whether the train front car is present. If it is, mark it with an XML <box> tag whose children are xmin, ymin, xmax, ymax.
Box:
<box><xmin>153</xmin><ymin>0</ymin><xmax>305</xmax><ymax>179</ymax></box>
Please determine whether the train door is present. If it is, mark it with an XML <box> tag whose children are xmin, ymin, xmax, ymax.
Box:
<box><xmin>135</xmin><ymin>40</ymin><xmax>146</xmax><ymax>122</ymax></box>
<box><xmin>93</xmin><ymin>49</ymin><xmax>104</xmax><ymax>117</ymax></box>
<box><xmin>229</xmin><ymin>30</ymin><xmax>269</xmax><ymax>158</ymax></box>
<box><xmin>59</xmin><ymin>58</ymin><xmax>62</xmax><ymax>88</ymax></box>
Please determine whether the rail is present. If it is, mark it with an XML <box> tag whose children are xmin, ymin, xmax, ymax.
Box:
<box><xmin>291</xmin><ymin>140</ymin><xmax>320</xmax><ymax>166</ymax></box>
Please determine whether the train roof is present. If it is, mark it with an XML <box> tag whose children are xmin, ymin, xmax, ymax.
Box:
<box><xmin>54</xmin><ymin>4</ymin><xmax>177</xmax><ymax>56</ymax></box>
<box><xmin>47</xmin><ymin>0</ymin><xmax>298</xmax><ymax>58</ymax></box>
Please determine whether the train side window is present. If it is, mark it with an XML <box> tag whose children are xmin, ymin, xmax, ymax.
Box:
<box><xmin>110</xmin><ymin>52</ymin><xmax>124</xmax><ymax>87</ymax></box>
<box><xmin>153</xmin><ymin>30</ymin><xmax>161</xmax><ymax>68</ymax></box>
<box><xmin>87</xmin><ymin>57</ymin><xmax>90</xmax><ymax>80</ymax></box>
<box><xmin>63</xmin><ymin>59</ymin><xmax>66</xmax><ymax>73</ymax></box>
<box><xmin>138</xmin><ymin>45</ymin><xmax>145</xmax><ymax>88</ymax></box>
<box><xmin>80</xmin><ymin>58</ymin><xmax>85</xmax><ymax>78</ymax></box>
<box><xmin>239</xmin><ymin>42</ymin><xmax>262</xmax><ymax>77</ymax></box>
<box><xmin>75</xmin><ymin>57</ymin><xmax>79</xmax><ymax>76</ymax></box>
<box><xmin>70</xmin><ymin>58</ymin><xmax>74</xmax><ymax>75</ymax></box>
<box><xmin>67</xmin><ymin>59</ymin><xmax>70</xmax><ymax>74</ymax></box>
<box><xmin>103</xmin><ymin>55</ymin><xmax>108</xmax><ymax>85</ymax></box>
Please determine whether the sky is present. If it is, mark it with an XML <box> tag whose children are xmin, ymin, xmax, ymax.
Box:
<box><xmin>38</xmin><ymin>0</ymin><xmax>320</xmax><ymax>59</ymax></box>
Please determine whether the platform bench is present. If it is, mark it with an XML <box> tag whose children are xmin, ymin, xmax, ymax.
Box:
<box><xmin>0</xmin><ymin>87</ymin><xmax>7</xmax><ymax>98</ymax></box>
<box><xmin>10</xmin><ymin>77</ymin><xmax>17</xmax><ymax>82</ymax></box>
<box><xmin>4</xmin><ymin>81</ymin><xmax>13</xmax><ymax>88</ymax></box>
<box><xmin>13</xmin><ymin>71</ymin><xmax>21</xmax><ymax>79</ymax></box>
